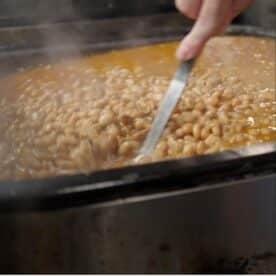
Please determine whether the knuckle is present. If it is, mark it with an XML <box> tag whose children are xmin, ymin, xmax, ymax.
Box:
<box><xmin>175</xmin><ymin>0</ymin><xmax>198</xmax><ymax>19</ymax></box>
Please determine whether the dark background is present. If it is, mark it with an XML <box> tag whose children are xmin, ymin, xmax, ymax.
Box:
<box><xmin>2</xmin><ymin>0</ymin><xmax>176</xmax><ymax>25</ymax></box>
<box><xmin>0</xmin><ymin>0</ymin><xmax>275</xmax><ymax>28</ymax></box>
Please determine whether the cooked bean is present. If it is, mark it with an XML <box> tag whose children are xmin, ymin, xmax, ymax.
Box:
<box><xmin>104</xmin><ymin>136</ymin><xmax>118</xmax><ymax>154</ymax></box>
<box><xmin>167</xmin><ymin>137</ymin><xmax>183</xmax><ymax>155</ymax></box>
<box><xmin>205</xmin><ymin>110</ymin><xmax>217</xmax><ymax>119</ymax></box>
<box><xmin>154</xmin><ymin>141</ymin><xmax>168</xmax><ymax>158</ymax></box>
<box><xmin>119</xmin><ymin>141</ymin><xmax>138</xmax><ymax>156</ymax></box>
<box><xmin>107</xmin><ymin>124</ymin><xmax>120</xmax><ymax>137</ymax></box>
<box><xmin>178</xmin><ymin>112</ymin><xmax>196</xmax><ymax>124</ymax></box>
<box><xmin>99</xmin><ymin>110</ymin><xmax>114</xmax><ymax>127</ymax></box>
<box><xmin>0</xmin><ymin>38</ymin><xmax>274</xmax><ymax>181</ymax></box>
<box><xmin>183</xmin><ymin>143</ymin><xmax>196</xmax><ymax>156</ymax></box>
<box><xmin>192</xmin><ymin>123</ymin><xmax>201</xmax><ymax>140</ymax></box>
<box><xmin>195</xmin><ymin>101</ymin><xmax>206</xmax><ymax>112</ymax></box>
<box><xmin>175</xmin><ymin>128</ymin><xmax>185</xmax><ymax>138</ymax></box>
<box><xmin>134</xmin><ymin>118</ymin><xmax>147</xmax><ymax>130</ymax></box>
<box><xmin>208</xmin><ymin>94</ymin><xmax>220</xmax><ymax>107</ymax></box>
<box><xmin>192</xmin><ymin>110</ymin><xmax>202</xmax><ymax>119</ymax></box>
<box><xmin>184</xmin><ymin>135</ymin><xmax>196</xmax><ymax>143</ymax></box>
<box><xmin>40</xmin><ymin>131</ymin><xmax>57</xmax><ymax>145</ymax></box>
<box><xmin>196</xmin><ymin>141</ymin><xmax>206</xmax><ymax>154</ymax></box>
<box><xmin>176</xmin><ymin>123</ymin><xmax>193</xmax><ymax>138</ymax></box>
<box><xmin>205</xmin><ymin>143</ymin><xmax>220</xmax><ymax>154</ymax></box>
<box><xmin>218</xmin><ymin>112</ymin><xmax>229</xmax><ymax>124</ymax></box>
<box><xmin>211</xmin><ymin>123</ymin><xmax>222</xmax><ymax>137</ymax></box>
<box><xmin>205</xmin><ymin>135</ymin><xmax>220</xmax><ymax>146</ymax></box>
<box><xmin>201</xmin><ymin>126</ymin><xmax>212</xmax><ymax>140</ymax></box>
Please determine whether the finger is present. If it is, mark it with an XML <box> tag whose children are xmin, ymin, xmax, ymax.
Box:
<box><xmin>231</xmin><ymin>0</ymin><xmax>253</xmax><ymax>18</ymax></box>
<box><xmin>175</xmin><ymin>0</ymin><xmax>202</xmax><ymax>20</ymax></box>
<box><xmin>176</xmin><ymin>0</ymin><xmax>232</xmax><ymax>60</ymax></box>
<box><xmin>218</xmin><ymin>0</ymin><xmax>252</xmax><ymax>34</ymax></box>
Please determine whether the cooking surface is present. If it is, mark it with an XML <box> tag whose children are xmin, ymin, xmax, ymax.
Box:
<box><xmin>0</xmin><ymin>36</ymin><xmax>275</xmax><ymax>181</ymax></box>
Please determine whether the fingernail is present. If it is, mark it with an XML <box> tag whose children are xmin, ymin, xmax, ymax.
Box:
<box><xmin>176</xmin><ymin>46</ymin><xmax>194</xmax><ymax>60</ymax></box>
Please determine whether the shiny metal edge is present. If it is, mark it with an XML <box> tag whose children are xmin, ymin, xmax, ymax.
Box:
<box><xmin>63</xmin><ymin>173</ymin><xmax>276</xmax><ymax>212</ymax></box>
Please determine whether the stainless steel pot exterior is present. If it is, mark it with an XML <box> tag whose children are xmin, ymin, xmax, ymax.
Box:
<box><xmin>0</xmin><ymin>174</ymin><xmax>275</xmax><ymax>273</ymax></box>
<box><xmin>0</xmin><ymin>18</ymin><xmax>275</xmax><ymax>272</ymax></box>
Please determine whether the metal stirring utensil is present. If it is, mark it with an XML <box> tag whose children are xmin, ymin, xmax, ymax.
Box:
<box><xmin>136</xmin><ymin>60</ymin><xmax>194</xmax><ymax>160</ymax></box>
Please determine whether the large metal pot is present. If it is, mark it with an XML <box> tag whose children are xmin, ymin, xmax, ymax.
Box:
<box><xmin>0</xmin><ymin>173</ymin><xmax>275</xmax><ymax>273</ymax></box>
<box><xmin>0</xmin><ymin>15</ymin><xmax>275</xmax><ymax>272</ymax></box>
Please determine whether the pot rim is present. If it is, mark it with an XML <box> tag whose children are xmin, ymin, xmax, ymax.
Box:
<box><xmin>0</xmin><ymin>24</ymin><xmax>275</xmax><ymax>212</ymax></box>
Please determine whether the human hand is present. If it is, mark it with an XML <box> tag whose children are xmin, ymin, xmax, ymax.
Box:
<box><xmin>175</xmin><ymin>0</ymin><xmax>253</xmax><ymax>60</ymax></box>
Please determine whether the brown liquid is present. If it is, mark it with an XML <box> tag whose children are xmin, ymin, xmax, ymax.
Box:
<box><xmin>0</xmin><ymin>36</ymin><xmax>275</xmax><ymax>180</ymax></box>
